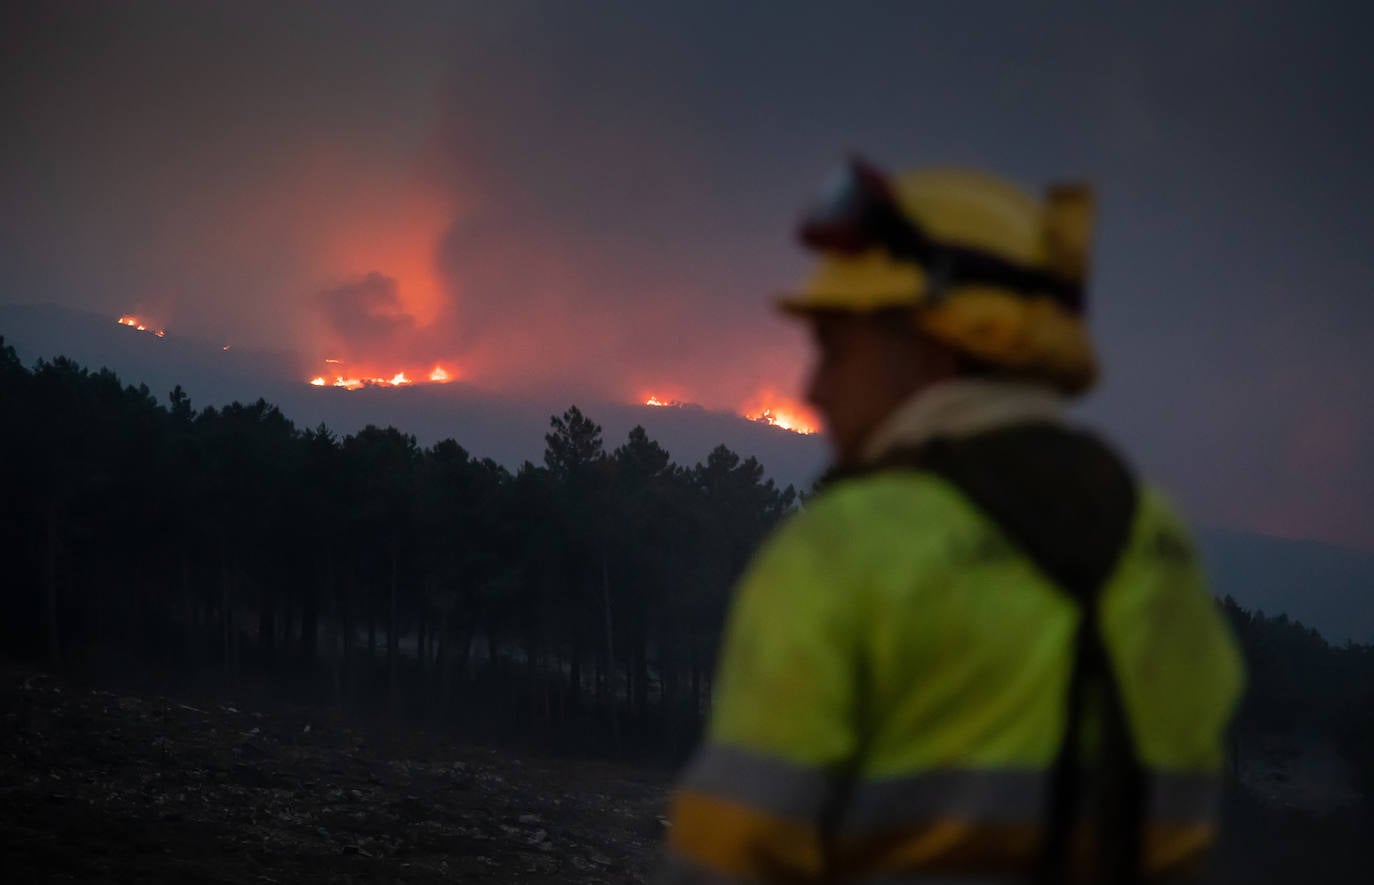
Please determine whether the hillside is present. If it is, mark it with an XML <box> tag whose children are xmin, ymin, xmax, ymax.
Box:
<box><xmin>5</xmin><ymin>301</ymin><xmax>1370</xmax><ymax>645</ymax></box>
<box><xmin>1199</xmin><ymin>530</ymin><xmax>1374</xmax><ymax>645</ymax></box>
<box><xmin>0</xmin><ymin>302</ymin><xmax>829</xmax><ymax>490</ymax></box>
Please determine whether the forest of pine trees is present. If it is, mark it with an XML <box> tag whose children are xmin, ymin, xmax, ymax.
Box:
<box><xmin>1</xmin><ymin>335</ymin><xmax>1371</xmax><ymax>791</ymax></box>
<box><xmin>0</xmin><ymin>338</ymin><xmax>795</xmax><ymax>759</ymax></box>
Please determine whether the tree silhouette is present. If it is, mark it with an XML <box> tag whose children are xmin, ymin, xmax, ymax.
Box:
<box><xmin>0</xmin><ymin>345</ymin><xmax>1367</xmax><ymax>787</ymax></box>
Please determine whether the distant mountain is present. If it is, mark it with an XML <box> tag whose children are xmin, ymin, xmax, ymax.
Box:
<box><xmin>4</xmin><ymin>301</ymin><xmax>1369</xmax><ymax>644</ymax></box>
<box><xmin>0</xmin><ymin>302</ymin><xmax>305</xmax><ymax>405</ymax></box>
<box><xmin>0</xmin><ymin>302</ymin><xmax>830</xmax><ymax>490</ymax></box>
<box><xmin>1197</xmin><ymin>530</ymin><xmax>1374</xmax><ymax>646</ymax></box>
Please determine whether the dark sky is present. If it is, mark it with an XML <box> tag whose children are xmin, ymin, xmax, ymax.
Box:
<box><xmin>3</xmin><ymin>1</ymin><xmax>1372</xmax><ymax>549</ymax></box>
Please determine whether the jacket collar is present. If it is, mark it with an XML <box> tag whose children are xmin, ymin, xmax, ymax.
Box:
<box><xmin>860</xmin><ymin>378</ymin><xmax>1067</xmax><ymax>464</ymax></box>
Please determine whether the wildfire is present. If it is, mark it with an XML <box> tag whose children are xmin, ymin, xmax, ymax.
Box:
<box><xmin>749</xmin><ymin>407</ymin><xmax>818</xmax><ymax>435</ymax></box>
<box><xmin>307</xmin><ymin>362</ymin><xmax>456</xmax><ymax>390</ymax></box>
<box><xmin>741</xmin><ymin>389</ymin><xmax>820</xmax><ymax>435</ymax></box>
<box><xmin>116</xmin><ymin>315</ymin><xmax>166</xmax><ymax>338</ymax></box>
<box><xmin>637</xmin><ymin>393</ymin><xmax>703</xmax><ymax>409</ymax></box>
<box><xmin>638</xmin><ymin>389</ymin><xmax>818</xmax><ymax>434</ymax></box>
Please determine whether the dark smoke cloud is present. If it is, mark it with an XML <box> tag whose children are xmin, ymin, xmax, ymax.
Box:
<box><xmin>2</xmin><ymin>1</ymin><xmax>1372</xmax><ymax>548</ymax></box>
<box><xmin>315</xmin><ymin>273</ymin><xmax>418</xmax><ymax>360</ymax></box>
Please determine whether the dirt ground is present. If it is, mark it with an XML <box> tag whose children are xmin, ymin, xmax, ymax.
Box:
<box><xmin>0</xmin><ymin>667</ymin><xmax>672</xmax><ymax>883</ymax></box>
<box><xmin>4</xmin><ymin>665</ymin><xmax>1370</xmax><ymax>884</ymax></box>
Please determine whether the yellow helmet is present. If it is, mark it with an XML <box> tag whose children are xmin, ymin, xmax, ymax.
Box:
<box><xmin>779</xmin><ymin>157</ymin><xmax>1099</xmax><ymax>396</ymax></box>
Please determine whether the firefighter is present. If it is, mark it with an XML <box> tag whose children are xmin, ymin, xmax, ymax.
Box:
<box><xmin>662</xmin><ymin>158</ymin><xmax>1244</xmax><ymax>883</ymax></box>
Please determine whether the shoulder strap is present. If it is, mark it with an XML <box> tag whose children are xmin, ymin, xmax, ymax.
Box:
<box><xmin>842</xmin><ymin>424</ymin><xmax>1146</xmax><ymax>883</ymax></box>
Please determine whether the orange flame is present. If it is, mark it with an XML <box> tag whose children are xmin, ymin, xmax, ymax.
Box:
<box><xmin>741</xmin><ymin>389</ymin><xmax>819</xmax><ymax>435</ymax></box>
<box><xmin>637</xmin><ymin>388</ymin><xmax>818</xmax><ymax>434</ymax></box>
<box><xmin>306</xmin><ymin>362</ymin><xmax>457</xmax><ymax>390</ymax></box>
<box><xmin>116</xmin><ymin>315</ymin><xmax>166</xmax><ymax>338</ymax></box>
<box><xmin>642</xmin><ymin>394</ymin><xmax>699</xmax><ymax>409</ymax></box>
<box><xmin>749</xmin><ymin>408</ymin><xmax>818</xmax><ymax>434</ymax></box>
<box><xmin>639</xmin><ymin>386</ymin><xmax>699</xmax><ymax>409</ymax></box>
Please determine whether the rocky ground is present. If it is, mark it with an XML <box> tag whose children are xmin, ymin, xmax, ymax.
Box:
<box><xmin>4</xmin><ymin>665</ymin><xmax>1370</xmax><ymax>884</ymax></box>
<box><xmin>0</xmin><ymin>667</ymin><xmax>672</xmax><ymax>883</ymax></box>
<box><xmin>1236</xmin><ymin>727</ymin><xmax>1364</xmax><ymax>814</ymax></box>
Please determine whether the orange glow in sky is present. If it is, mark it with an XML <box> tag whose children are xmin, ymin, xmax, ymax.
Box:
<box><xmin>316</xmin><ymin>188</ymin><xmax>452</xmax><ymax>330</ymax></box>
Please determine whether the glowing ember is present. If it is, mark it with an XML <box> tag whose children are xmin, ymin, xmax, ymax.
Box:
<box><xmin>429</xmin><ymin>366</ymin><xmax>451</xmax><ymax>383</ymax></box>
<box><xmin>116</xmin><ymin>315</ymin><xmax>166</xmax><ymax>338</ymax></box>
<box><xmin>310</xmin><ymin>377</ymin><xmax>326</xmax><ymax>386</ymax></box>
<box><xmin>645</xmin><ymin>395</ymin><xmax>669</xmax><ymax>407</ymax></box>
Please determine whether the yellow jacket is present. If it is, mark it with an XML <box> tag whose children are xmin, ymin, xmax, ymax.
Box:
<box><xmin>665</xmin><ymin>385</ymin><xmax>1244</xmax><ymax>883</ymax></box>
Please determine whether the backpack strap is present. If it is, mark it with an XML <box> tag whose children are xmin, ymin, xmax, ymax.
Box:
<box><xmin>835</xmin><ymin>423</ymin><xmax>1145</xmax><ymax>883</ymax></box>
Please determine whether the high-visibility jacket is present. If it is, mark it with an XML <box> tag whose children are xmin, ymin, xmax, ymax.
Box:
<box><xmin>664</xmin><ymin>423</ymin><xmax>1245</xmax><ymax>883</ymax></box>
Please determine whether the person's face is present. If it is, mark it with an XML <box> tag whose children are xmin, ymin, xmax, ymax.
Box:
<box><xmin>804</xmin><ymin>312</ymin><xmax>956</xmax><ymax>466</ymax></box>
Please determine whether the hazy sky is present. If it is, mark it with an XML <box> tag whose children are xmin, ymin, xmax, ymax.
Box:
<box><xmin>3</xmin><ymin>1</ymin><xmax>1372</xmax><ymax>549</ymax></box>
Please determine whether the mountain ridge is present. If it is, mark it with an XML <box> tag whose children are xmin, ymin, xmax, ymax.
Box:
<box><xmin>3</xmin><ymin>301</ymin><xmax>1369</xmax><ymax>644</ymax></box>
